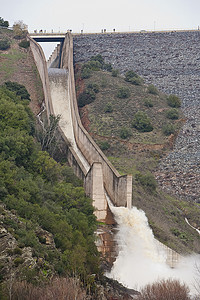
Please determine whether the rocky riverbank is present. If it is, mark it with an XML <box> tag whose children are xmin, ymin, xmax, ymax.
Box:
<box><xmin>73</xmin><ymin>31</ymin><xmax>200</xmax><ymax>202</ymax></box>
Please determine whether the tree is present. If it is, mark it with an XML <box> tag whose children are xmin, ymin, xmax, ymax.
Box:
<box><xmin>0</xmin><ymin>17</ymin><xmax>9</xmax><ymax>28</ymax></box>
<box><xmin>37</xmin><ymin>114</ymin><xmax>61</xmax><ymax>155</ymax></box>
<box><xmin>132</xmin><ymin>111</ymin><xmax>153</xmax><ymax>132</ymax></box>
<box><xmin>13</xmin><ymin>21</ymin><xmax>28</xmax><ymax>39</ymax></box>
<box><xmin>125</xmin><ymin>70</ymin><xmax>143</xmax><ymax>85</ymax></box>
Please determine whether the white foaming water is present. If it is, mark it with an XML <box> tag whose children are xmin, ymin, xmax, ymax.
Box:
<box><xmin>107</xmin><ymin>205</ymin><xmax>200</xmax><ymax>296</ymax></box>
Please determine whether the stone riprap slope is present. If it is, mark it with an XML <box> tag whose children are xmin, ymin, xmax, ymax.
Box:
<box><xmin>73</xmin><ymin>31</ymin><xmax>200</xmax><ymax>202</ymax></box>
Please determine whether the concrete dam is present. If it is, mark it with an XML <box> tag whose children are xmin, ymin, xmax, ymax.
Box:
<box><xmin>28</xmin><ymin>33</ymin><xmax>132</xmax><ymax>222</ymax></box>
<box><xmin>26</xmin><ymin>33</ymin><xmax>186</xmax><ymax>277</ymax></box>
<box><xmin>27</xmin><ymin>32</ymin><xmax>200</xmax><ymax>292</ymax></box>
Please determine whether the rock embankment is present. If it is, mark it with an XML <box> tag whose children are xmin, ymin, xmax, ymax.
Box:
<box><xmin>73</xmin><ymin>31</ymin><xmax>200</xmax><ymax>202</ymax></box>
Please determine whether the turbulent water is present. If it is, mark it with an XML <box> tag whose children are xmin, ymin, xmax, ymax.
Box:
<box><xmin>107</xmin><ymin>205</ymin><xmax>200</xmax><ymax>296</ymax></box>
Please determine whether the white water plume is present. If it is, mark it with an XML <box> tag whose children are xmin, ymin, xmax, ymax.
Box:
<box><xmin>107</xmin><ymin>205</ymin><xmax>200</xmax><ymax>296</ymax></box>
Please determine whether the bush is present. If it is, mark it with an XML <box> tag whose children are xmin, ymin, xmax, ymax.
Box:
<box><xmin>112</xmin><ymin>69</ymin><xmax>119</xmax><ymax>77</ymax></box>
<box><xmin>4</xmin><ymin>81</ymin><xmax>30</xmax><ymax>100</ymax></box>
<box><xmin>147</xmin><ymin>84</ymin><xmax>158</xmax><ymax>95</ymax></box>
<box><xmin>137</xmin><ymin>279</ymin><xmax>190</xmax><ymax>300</ymax></box>
<box><xmin>0</xmin><ymin>17</ymin><xmax>9</xmax><ymax>28</ymax></box>
<box><xmin>90</xmin><ymin>54</ymin><xmax>104</xmax><ymax>66</ymax></box>
<box><xmin>104</xmin><ymin>102</ymin><xmax>113</xmax><ymax>113</ymax></box>
<box><xmin>125</xmin><ymin>70</ymin><xmax>138</xmax><ymax>81</ymax></box>
<box><xmin>104</xmin><ymin>63</ymin><xmax>112</xmax><ymax>72</ymax></box>
<box><xmin>0</xmin><ymin>39</ymin><xmax>10</xmax><ymax>50</ymax></box>
<box><xmin>144</xmin><ymin>98</ymin><xmax>153</xmax><ymax>108</ymax></box>
<box><xmin>162</xmin><ymin>124</ymin><xmax>175</xmax><ymax>135</ymax></box>
<box><xmin>135</xmin><ymin>172</ymin><xmax>157</xmax><ymax>191</ymax></box>
<box><xmin>87</xmin><ymin>83</ymin><xmax>99</xmax><ymax>93</ymax></box>
<box><xmin>78</xmin><ymin>89</ymin><xmax>96</xmax><ymax>107</ymax></box>
<box><xmin>120</xmin><ymin>127</ymin><xmax>132</xmax><ymax>139</ymax></box>
<box><xmin>117</xmin><ymin>87</ymin><xmax>130</xmax><ymax>98</ymax></box>
<box><xmin>125</xmin><ymin>70</ymin><xmax>143</xmax><ymax>85</ymax></box>
<box><xmin>99</xmin><ymin>141</ymin><xmax>110</xmax><ymax>150</ymax></box>
<box><xmin>166</xmin><ymin>108</ymin><xmax>179</xmax><ymax>120</ymax></box>
<box><xmin>87</xmin><ymin>60</ymin><xmax>102</xmax><ymax>71</ymax></box>
<box><xmin>13</xmin><ymin>21</ymin><xmax>28</xmax><ymax>39</ymax></box>
<box><xmin>19</xmin><ymin>39</ymin><xmax>30</xmax><ymax>48</ymax></box>
<box><xmin>13</xmin><ymin>247</ymin><xmax>23</xmax><ymax>255</ymax></box>
<box><xmin>132</xmin><ymin>111</ymin><xmax>153</xmax><ymax>132</ymax></box>
<box><xmin>129</xmin><ymin>76</ymin><xmax>143</xmax><ymax>85</ymax></box>
<box><xmin>11</xmin><ymin>277</ymin><xmax>87</xmax><ymax>300</ymax></box>
<box><xmin>81</xmin><ymin>67</ymin><xmax>92</xmax><ymax>79</ymax></box>
<box><xmin>14</xmin><ymin>257</ymin><xmax>24</xmax><ymax>266</ymax></box>
<box><xmin>167</xmin><ymin>94</ymin><xmax>181</xmax><ymax>108</ymax></box>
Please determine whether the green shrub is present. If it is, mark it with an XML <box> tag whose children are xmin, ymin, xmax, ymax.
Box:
<box><xmin>101</xmin><ymin>78</ymin><xmax>107</xmax><ymax>88</ymax></box>
<box><xmin>112</xmin><ymin>69</ymin><xmax>119</xmax><ymax>77</ymax></box>
<box><xmin>81</xmin><ymin>67</ymin><xmax>92</xmax><ymax>79</ymax></box>
<box><xmin>104</xmin><ymin>63</ymin><xmax>112</xmax><ymax>72</ymax></box>
<box><xmin>144</xmin><ymin>98</ymin><xmax>153</xmax><ymax>107</ymax></box>
<box><xmin>167</xmin><ymin>94</ymin><xmax>181</xmax><ymax>108</ymax></box>
<box><xmin>4</xmin><ymin>81</ymin><xmax>30</xmax><ymax>100</ymax></box>
<box><xmin>0</xmin><ymin>39</ymin><xmax>10</xmax><ymax>50</ymax></box>
<box><xmin>104</xmin><ymin>102</ymin><xmax>113</xmax><ymax>113</ymax></box>
<box><xmin>124</xmin><ymin>70</ymin><xmax>143</xmax><ymax>85</ymax></box>
<box><xmin>132</xmin><ymin>111</ymin><xmax>153</xmax><ymax>132</ymax></box>
<box><xmin>87</xmin><ymin>83</ymin><xmax>99</xmax><ymax>93</ymax></box>
<box><xmin>18</xmin><ymin>39</ymin><xmax>30</xmax><ymax>48</ymax></box>
<box><xmin>117</xmin><ymin>87</ymin><xmax>130</xmax><ymax>98</ymax></box>
<box><xmin>14</xmin><ymin>257</ymin><xmax>24</xmax><ymax>266</ymax></box>
<box><xmin>125</xmin><ymin>70</ymin><xmax>138</xmax><ymax>81</ymax></box>
<box><xmin>13</xmin><ymin>247</ymin><xmax>23</xmax><ymax>255</ymax></box>
<box><xmin>78</xmin><ymin>89</ymin><xmax>96</xmax><ymax>107</ymax></box>
<box><xmin>129</xmin><ymin>76</ymin><xmax>143</xmax><ymax>85</ymax></box>
<box><xmin>135</xmin><ymin>172</ymin><xmax>157</xmax><ymax>191</ymax></box>
<box><xmin>87</xmin><ymin>60</ymin><xmax>102</xmax><ymax>71</ymax></box>
<box><xmin>90</xmin><ymin>54</ymin><xmax>104</xmax><ymax>66</ymax></box>
<box><xmin>162</xmin><ymin>124</ymin><xmax>175</xmax><ymax>135</ymax></box>
<box><xmin>120</xmin><ymin>127</ymin><xmax>132</xmax><ymax>139</ymax></box>
<box><xmin>147</xmin><ymin>84</ymin><xmax>158</xmax><ymax>95</ymax></box>
<box><xmin>166</xmin><ymin>108</ymin><xmax>179</xmax><ymax>120</ymax></box>
<box><xmin>0</xmin><ymin>17</ymin><xmax>9</xmax><ymax>28</ymax></box>
<box><xmin>99</xmin><ymin>141</ymin><xmax>110</xmax><ymax>150</ymax></box>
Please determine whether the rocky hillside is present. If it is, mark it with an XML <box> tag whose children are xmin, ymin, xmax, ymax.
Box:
<box><xmin>73</xmin><ymin>31</ymin><xmax>200</xmax><ymax>203</ymax></box>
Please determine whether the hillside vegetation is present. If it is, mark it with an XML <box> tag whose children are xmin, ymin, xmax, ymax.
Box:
<box><xmin>75</xmin><ymin>55</ymin><xmax>200</xmax><ymax>255</ymax></box>
<box><xmin>0</xmin><ymin>82</ymin><xmax>101</xmax><ymax>297</ymax></box>
<box><xmin>0</xmin><ymin>27</ymin><xmax>102</xmax><ymax>299</ymax></box>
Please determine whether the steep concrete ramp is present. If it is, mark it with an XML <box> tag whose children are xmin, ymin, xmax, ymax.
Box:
<box><xmin>48</xmin><ymin>68</ymin><xmax>90</xmax><ymax>173</ymax></box>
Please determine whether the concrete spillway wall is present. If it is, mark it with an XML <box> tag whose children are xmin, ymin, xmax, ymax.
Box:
<box><xmin>60</xmin><ymin>33</ymin><xmax>132</xmax><ymax>209</ymax></box>
<box><xmin>47</xmin><ymin>43</ymin><xmax>61</xmax><ymax>68</ymax></box>
<box><xmin>28</xmin><ymin>33</ymin><xmax>132</xmax><ymax>220</ymax></box>
<box><xmin>27</xmin><ymin>36</ymin><xmax>53</xmax><ymax>119</ymax></box>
